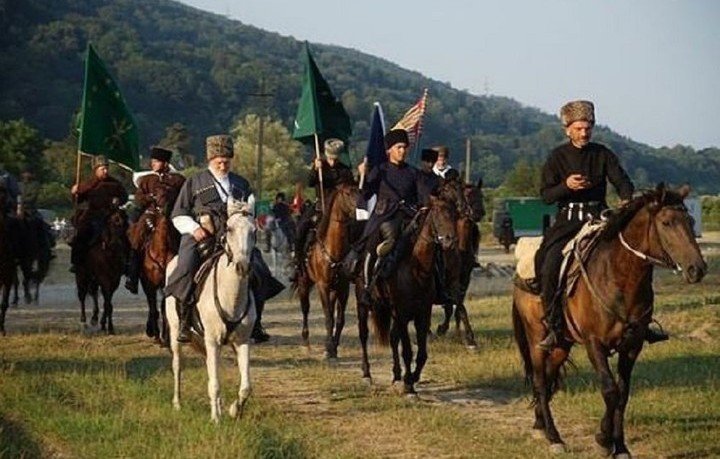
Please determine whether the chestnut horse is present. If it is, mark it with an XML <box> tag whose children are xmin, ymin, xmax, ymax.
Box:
<box><xmin>359</xmin><ymin>194</ymin><xmax>457</xmax><ymax>393</ymax></box>
<box><xmin>512</xmin><ymin>185</ymin><xmax>706</xmax><ymax>457</ymax></box>
<box><xmin>136</xmin><ymin>209</ymin><xmax>179</xmax><ymax>344</ymax></box>
<box><xmin>295</xmin><ymin>183</ymin><xmax>360</xmax><ymax>359</ymax></box>
<box><xmin>76</xmin><ymin>207</ymin><xmax>129</xmax><ymax>334</ymax></box>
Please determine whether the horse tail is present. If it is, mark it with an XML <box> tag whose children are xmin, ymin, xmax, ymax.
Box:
<box><xmin>512</xmin><ymin>294</ymin><xmax>533</xmax><ymax>387</ymax></box>
<box><xmin>370</xmin><ymin>297</ymin><xmax>391</xmax><ymax>347</ymax></box>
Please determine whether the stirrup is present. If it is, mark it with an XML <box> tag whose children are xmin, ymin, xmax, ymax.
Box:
<box><xmin>536</xmin><ymin>330</ymin><xmax>558</xmax><ymax>351</ymax></box>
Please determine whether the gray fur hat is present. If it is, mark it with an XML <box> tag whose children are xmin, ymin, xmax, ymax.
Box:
<box><xmin>206</xmin><ymin>135</ymin><xmax>234</xmax><ymax>160</ymax></box>
<box><xmin>323</xmin><ymin>138</ymin><xmax>344</xmax><ymax>159</ymax></box>
<box><xmin>560</xmin><ymin>100</ymin><xmax>595</xmax><ymax>127</ymax></box>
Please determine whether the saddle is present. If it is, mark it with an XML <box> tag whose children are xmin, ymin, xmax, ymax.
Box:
<box><xmin>513</xmin><ymin>220</ymin><xmax>606</xmax><ymax>296</ymax></box>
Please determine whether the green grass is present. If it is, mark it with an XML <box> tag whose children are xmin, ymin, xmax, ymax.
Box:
<box><xmin>1</xmin><ymin>263</ymin><xmax>719</xmax><ymax>458</ymax></box>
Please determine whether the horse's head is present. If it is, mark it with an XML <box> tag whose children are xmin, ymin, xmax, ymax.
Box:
<box><xmin>612</xmin><ymin>183</ymin><xmax>706</xmax><ymax>283</ymax></box>
<box><xmin>225</xmin><ymin>199</ymin><xmax>256</xmax><ymax>276</ymax></box>
<box><xmin>332</xmin><ymin>182</ymin><xmax>361</xmax><ymax>220</ymax></box>
<box><xmin>427</xmin><ymin>194</ymin><xmax>457</xmax><ymax>251</ymax></box>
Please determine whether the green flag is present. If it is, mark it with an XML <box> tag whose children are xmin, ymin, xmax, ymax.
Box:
<box><xmin>292</xmin><ymin>42</ymin><xmax>351</xmax><ymax>145</ymax></box>
<box><xmin>78</xmin><ymin>44</ymin><xmax>139</xmax><ymax>170</ymax></box>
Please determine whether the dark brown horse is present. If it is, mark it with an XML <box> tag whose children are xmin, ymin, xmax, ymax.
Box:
<box><xmin>0</xmin><ymin>186</ymin><xmax>15</xmax><ymax>335</ymax></box>
<box><xmin>359</xmin><ymin>194</ymin><xmax>457</xmax><ymax>393</ymax></box>
<box><xmin>295</xmin><ymin>183</ymin><xmax>360</xmax><ymax>358</ymax></box>
<box><xmin>436</xmin><ymin>180</ymin><xmax>484</xmax><ymax>347</ymax></box>
<box><xmin>76</xmin><ymin>208</ymin><xmax>129</xmax><ymax>334</ymax></box>
<box><xmin>136</xmin><ymin>209</ymin><xmax>179</xmax><ymax>344</ymax></box>
<box><xmin>12</xmin><ymin>214</ymin><xmax>51</xmax><ymax>305</ymax></box>
<box><xmin>512</xmin><ymin>184</ymin><xmax>706</xmax><ymax>457</ymax></box>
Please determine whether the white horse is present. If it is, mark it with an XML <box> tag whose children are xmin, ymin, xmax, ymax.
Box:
<box><xmin>264</xmin><ymin>215</ymin><xmax>291</xmax><ymax>275</ymax></box>
<box><xmin>166</xmin><ymin>199</ymin><xmax>257</xmax><ymax>423</ymax></box>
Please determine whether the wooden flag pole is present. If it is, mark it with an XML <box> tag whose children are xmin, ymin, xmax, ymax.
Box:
<box><xmin>358</xmin><ymin>157</ymin><xmax>368</xmax><ymax>190</ymax></box>
<box><xmin>314</xmin><ymin>133</ymin><xmax>325</xmax><ymax>210</ymax></box>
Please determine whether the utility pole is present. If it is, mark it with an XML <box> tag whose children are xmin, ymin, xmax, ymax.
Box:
<box><xmin>246</xmin><ymin>77</ymin><xmax>273</xmax><ymax>201</ymax></box>
<box><xmin>465</xmin><ymin>137</ymin><xmax>472</xmax><ymax>184</ymax></box>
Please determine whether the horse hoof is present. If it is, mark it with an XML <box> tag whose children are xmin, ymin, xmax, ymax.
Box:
<box><xmin>465</xmin><ymin>342</ymin><xmax>478</xmax><ymax>350</ymax></box>
<box><xmin>549</xmin><ymin>442</ymin><xmax>566</xmax><ymax>454</ymax></box>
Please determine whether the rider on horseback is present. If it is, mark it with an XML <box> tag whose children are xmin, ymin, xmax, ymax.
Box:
<box><xmin>18</xmin><ymin>169</ymin><xmax>55</xmax><ymax>263</ymax></box>
<box><xmin>69</xmin><ymin>156</ymin><xmax>129</xmax><ymax>273</ymax></box>
<box><xmin>166</xmin><ymin>135</ymin><xmax>284</xmax><ymax>343</ymax></box>
<box><xmin>533</xmin><ymin>100</ymin><xmax>668</xmax><ymax>351</ymax></box>
<box><xmin>290</xmin><ymin>138</ymin><xmax>354</xmax><ymax>281</ymax></box>
<box><xmin>125</xmin><ymin>146</ymin><xmax>185</xmax><ymax>294</ymax></box>
<box><xmin>349</xmin><ymin>129</ymin><xmax>428</xmax><ymax>304</ymax></box>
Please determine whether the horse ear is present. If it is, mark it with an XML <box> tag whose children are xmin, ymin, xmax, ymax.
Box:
<box><xmin>678</xmin><ymin>183</ymin><xmax>692</xmax><ymax>199</ymax></box>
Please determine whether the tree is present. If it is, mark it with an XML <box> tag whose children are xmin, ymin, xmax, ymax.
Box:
<box><xmin>0</xmin><ymin>119</ymin><xmax>46</xmax><ymax>176</ymax></box>
<box><xmin>230</xmin><ymin>114</ymin><xmax>306</xmax><ymax>200</ymax></box>
<box><xmin>501</xmin><ymin>158</ymin><xmax>542</xmax><ymax>196</ymax></box>
<box><xmin>158</xmin><ymin>122</ymin><xmax>193</xmax><ymax>168</ymax></box>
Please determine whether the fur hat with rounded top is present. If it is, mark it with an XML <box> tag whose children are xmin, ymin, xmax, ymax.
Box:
<box><xmin>384</xmin><ymin>129</ymin><xmax>409</xmax><ymax>150</ymax></box>
<box><xmin>92</xmin><ymin>155</ymin><xmax>109</xmax><ymax>170</ymax></box>
<box><xmin>323</xmin><ymin>138</ymin><xmax>344</xmax><ymax>159</ymax></box>
<box><xmin>421</xmin><ymin>148</ymin><xmax>438</xmax><ymax>163</ymax></box>
<box><xmin>206</xmin><ymin>135</ymin><xmax>234</xmax><ymax>160</ymax></box>
<box><xmin>150</xmin><ymin>145</ymin><xmax>173</xmax><ymax>162</ymax></box>
<box><xmin>560</xmin><ymin>100</ymin><xmax>595</xmax><ymax>127</ymax></box>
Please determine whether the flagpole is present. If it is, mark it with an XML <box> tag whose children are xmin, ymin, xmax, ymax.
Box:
<box><xmin>314</xmin><ymin>133</ymin><xmax>325</xmax><ymax>210</ymax></box>
<box><xmin>359</xmin><ymin>157</ymin><xmax>367</xmax><ymax>189</ymax></box>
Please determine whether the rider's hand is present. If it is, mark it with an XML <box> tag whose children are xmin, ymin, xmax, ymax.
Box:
<box><xmin>357</xmin><ymin>162</ymin><xmax>366</xmax><ymax>176</ymax></box>
<box><xmin>565</xmin><ymin>174</ymin><xmax>589</xmax><ymax>191</ymax></box>
<box><xmin>71</xmin><ymin>184</ymin><xmax>79</xmax><ymax>195</ymax></box>
<box><xmin>192</xmin><ymin>227</ymin><xmax>208</xmax><ymax>242</ymax></box>
<box><xmin>313</xmin><ymin>158</ymin><xmax>323</xmax><ymax>170</ymax></box>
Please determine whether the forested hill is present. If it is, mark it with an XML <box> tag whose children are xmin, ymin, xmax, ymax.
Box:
<box><xmin>2</xmin><ymin>0</ymin><xmax>720</xmax><ymax>191</ymax></box>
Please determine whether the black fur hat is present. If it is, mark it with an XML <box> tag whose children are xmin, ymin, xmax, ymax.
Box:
<box><xmin>150</xmin><ymin>146</ymin><xmax>173</xmax><ymax>162</ymax></box>
<box><xmin>384</xmin><ymin>129</ymin><xmax>409</xmax><ymax>149</ymax></box>
<box><xmin>421</xmin><ymin>148</ymin><xmax>438</xmax><ymax>163</ymax></box>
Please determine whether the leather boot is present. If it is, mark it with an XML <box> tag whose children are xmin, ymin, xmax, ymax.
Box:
<box><xmin>645</xmin><ymin>323</ymin><xmax>669</xmax><ymax>344</ymax></box>
<box><xmin>177</xmin><ymin>300</ymin><xmax>194</xmax><ymax>343</ymax></box>
<box><xmin>124</xmin><ymin>249</ymin><xmax>140</xmax><ymax>294</ymax></box>
<box><xmin>537</xmin><ymin>297</ymin><xmax>563</xmax><ymax>351</ymax></box>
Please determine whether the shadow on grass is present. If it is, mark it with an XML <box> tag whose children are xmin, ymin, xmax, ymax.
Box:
<box><xmin>0</xmin><ymin>413</ymin><xmax>44</xmax><ymax>458</ymax></box>
<box><xmin>10</xmin><ymin>356</ymin><xmax>202</xmax><ymax>378</ymax></box>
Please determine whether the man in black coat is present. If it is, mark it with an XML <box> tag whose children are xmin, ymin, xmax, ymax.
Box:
<box><xmin>534</xmin><ymin>100</ymin><xmax>667</xmax><ymax>350</ymax></box>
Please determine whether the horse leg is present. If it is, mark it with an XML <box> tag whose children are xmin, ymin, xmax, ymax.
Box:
<box><xmin>411</xmin><ymin>313</ymin><xmax>430</xmax><ymax>385</ymax></box>
<box><xmin>0</xmin><ymin>282</ymin><xmax>10</xmax><ymax>335</ymax></box>
<box><xmin>23</xmin><ymin>272</ymin><xmax>32</xmax><ymax>305</ymax></box>
<box><xmin>390</xmin><ymin>321</ymin><xmax>402</xmax><ymax>385</ymax></box>
<box><xmin>332</xmin><ymin>283</ymin><xmax>349</xmax><ymax>350</ymax></box>
<box><xmin>77</xmin><ymin>276</ymin><xmax>88</xmax><ymax>325</ymax></box>
<box><xmin>298</xmin><ymin>278</ymin><xmax>311</xmax><ymax>347</ymax></box>
<box><xmin>356</xmin><ymin>299</ymin><xmax>372</xmax><ymax>382</ymax></box>
<box><xmin>455</xmin><ymin>302</ymin><xmax>477</xmax><ymax>348</ymax></box>
<box><xmin>585</xmin><ymin>339</ymin><xmax>619</xmax><ymax>455</ymax></box>
<box><xmin>229</xmin><ymin>340</ymin><xmax>252</xmax><ymax>419</ymax></box>
<box><xmin>531</xmin><ymin>346</ymin><xmax>565</xmax><ymax>449</ymax></box>
<box><xmin>318</xmin><ymin>284</ymin><xmax>336</xmax><ymax>359</ymax></box>
<box><xmin>399</xmin><ymin>322</ymin><xmax>416</xmax><ymax>395</ymax></box>
<box><xmin>101</xmin><ymin>285</ymin><xmax>115</xmax><ymax>335</ymax></box>
<box><xmin>90</xmin><ymin>284</ymin><xmax>99</xmax><ymax>327</ymax></box>
<box><xmin>11</xmin><ymin>273</ymin><xmax>18</xmax><ymax>306</ymax></box>
<box><xmin>436</xmin><ymin>303</ymin><xmax>452</xmax><ymax>336</ymax></box>
<box><xmin>611</xmin><ymin>346</ymin><xmax>642</xmax><ymax>458</ymax></box>
<box><xmin>205</xmin><ymin>341</ymin><xmax>222</xmax><ymax>423</ymax></box>
<box><xmin>142</xmin><ymin>278</ymin><xmax>159</xmax><ymax>340</ymax></box>
<box><xmin>160</xmin><ymin>295</ymin><xmax>170</xmax><ymax>347</ymax></box>
<box><xmin>166</xmin><ymin>296</ymin><xmax>183</xmax><ymax>410</ymax></box>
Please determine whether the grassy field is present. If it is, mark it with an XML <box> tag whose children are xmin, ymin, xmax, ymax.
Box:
<box><xmin>1</xmin><ymin>251</ymin><xmax>719</xmax><ymax>458</ymax></box>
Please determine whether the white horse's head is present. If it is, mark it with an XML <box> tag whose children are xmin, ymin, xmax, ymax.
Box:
<box><xmin>225</xmin><ymin>198</ymin><xmax>256</xmax><ymax>275</ymax></box>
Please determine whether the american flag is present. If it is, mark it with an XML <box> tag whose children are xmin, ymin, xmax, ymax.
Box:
<box><xmin>392</xmin><ymin>88</ymin><xmax>428</xmax><ymax>149</ymax></box>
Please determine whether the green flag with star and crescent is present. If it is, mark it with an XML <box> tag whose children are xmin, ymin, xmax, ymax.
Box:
<box><xmin>77</xmin><ymin>43</ymin><xmax>139</xmax><ymax>170</ymax></box>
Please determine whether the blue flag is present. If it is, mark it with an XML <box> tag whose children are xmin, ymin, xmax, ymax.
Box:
<box><xmin>365</xmin><ymin>102</ymin><xmax>386</xmax><ymax>167</ymax></box>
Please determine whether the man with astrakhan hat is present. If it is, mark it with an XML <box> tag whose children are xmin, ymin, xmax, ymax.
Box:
<box><xmin>532</xmin><ymin>100</ymin><xmax>667</xmax><ymax>350</ymax></box>
<box><xmin>167</xmin><ymin>135</ymin><xmax>283</xmax><ymax>343</ymax></box>
<box><xmin>124</xmin><ymin>146</ymin><xmax>186</xmax><ymax>294</ymax></box>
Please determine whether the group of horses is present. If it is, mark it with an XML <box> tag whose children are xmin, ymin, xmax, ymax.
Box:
<box><xmin>1</xmin><ymin>178</ymin><xmax>707</xmax><ymax>457</ymax></box>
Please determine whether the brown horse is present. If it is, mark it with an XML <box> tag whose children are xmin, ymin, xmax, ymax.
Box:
<box><xmin>135</xmin><ymin>209</ymin><xmax>179</xmax><ymax>344</ymax></box>
<box><xmin>512</xmin><ymin>184</ymin><xmax>706</xmax><ymax>457</ymax></box>
<box><xmin>295</xmin><ymin>183</ymin><xmax>360</xmax><ymax>358</ymax></box>
<box><xmin>359</xmin><ymin>194</ymin><xmax>457</xmax><ymax>393</ymax></box>
<box><xmin>0</xmin><ymin>186</ymin><xmax>15</xmax><ymax>335</ymax></box>
<box><xmin>436</xmin><ymin>180</ymin><xmax>484</xmax><ymax>347</ymax></box>
<box><xmin>76</xmin><ymin>208</ymin><xmax>129</xmax><ymax>334</ymax></box>
<box><xmin>12</xmin><ymin>214</ymin><xmax>51</xmax><ymax>305</ymax></box>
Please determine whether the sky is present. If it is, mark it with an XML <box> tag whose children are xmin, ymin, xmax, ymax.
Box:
<box><xmin>179</xmin><ymin>0</ymin><xmax>720</xmax><ymax>149</ymax></box>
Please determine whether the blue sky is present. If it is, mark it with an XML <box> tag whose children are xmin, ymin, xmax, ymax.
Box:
<box><xmin>179</xmin><ymin>0</ymin><xmax>720</xmax><ymax>149</ymax></box>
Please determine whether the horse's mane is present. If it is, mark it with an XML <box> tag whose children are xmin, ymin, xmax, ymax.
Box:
<box><xmin>315</xmin><ymin>188</ymin><xmax>342</xmax><ymax>240</ymax></box>
<box><xmin>600</xmin><ymin>186</ymin><xmax>685</xmax><ymax>241</ymax></box>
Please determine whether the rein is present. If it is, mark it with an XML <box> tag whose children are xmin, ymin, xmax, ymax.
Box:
<box><xmin>618</xmin><ymin>231</ymin><xmax>678</xmax><ymax>270</ymax></box>
<box><xmin>211</xmin><ymin>247</ymin><xmax>251</xmax><ymax>343</ymax></box>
